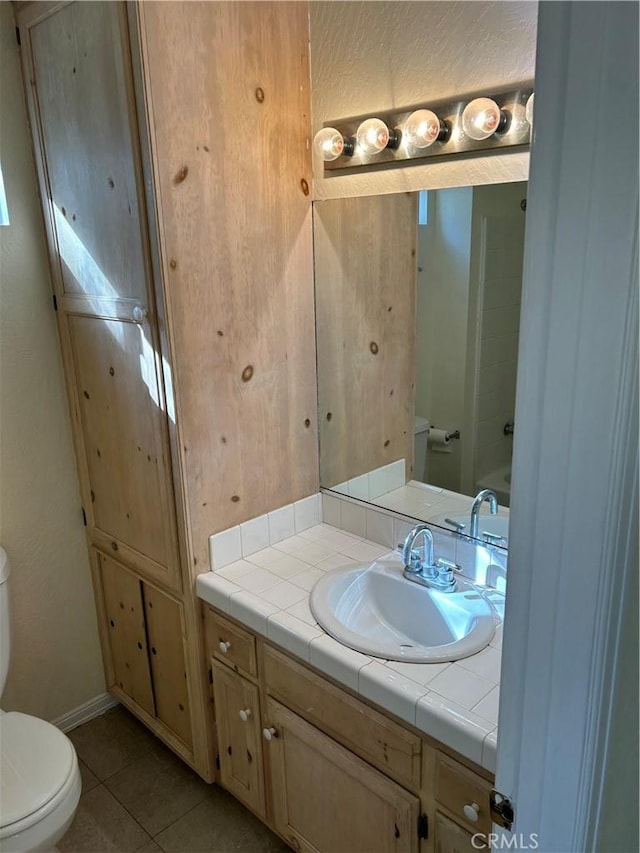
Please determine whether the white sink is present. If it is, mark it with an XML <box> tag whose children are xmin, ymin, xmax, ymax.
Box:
<box><xmin>310</xmin><ymin>556</ymin><xmax>496</xmax><ymax>663</ymax></box>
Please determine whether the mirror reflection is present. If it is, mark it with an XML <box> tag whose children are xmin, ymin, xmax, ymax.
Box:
<box><xmin>314</xmin><ymin>181</ymin><xmax>527</xmax><ymax>548</ymax></box>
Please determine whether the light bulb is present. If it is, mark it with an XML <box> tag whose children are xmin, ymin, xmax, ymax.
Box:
<box><xmin>525</xmin><ymin>93</ymin><xmax>534</xmax><ymax>128</ymax></box>
<box><xmin>461</xmin><ymin>98</ymin><xmax>506</xmax><ymax>140</ymax></box>
<box><xmin>356</xmin><ymin>118</ymin><xmax>391</xmax><ymax>155</ymax></box>
<box><xmin>403</xmin><ymin>109</ymin><xmax>447</xmax><ymax>149</ymax></box>
<box><xmin>314</xmin><ymin>127</ymin><xmax>351</xmax><ymax>161</ymax></box>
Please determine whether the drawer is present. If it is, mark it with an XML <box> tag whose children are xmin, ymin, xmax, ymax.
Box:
<box><xmin>263</xmin><ymin>644</ymin><xmax>421</xmax><ymax>792</ymax></box>
<box><xmin>435</xmin><ymin>754</ymin><xmax>493</xmax><ymax>836</ymax></box>
<box><xmin>205</xmin><ymin>609</ymin><xmax>257</xmax><ymax>679</ymax></box>
<box><xmin>435</xmin><ymin>813</ymin><xmax>488</xmax><ymax>852</ymax></box>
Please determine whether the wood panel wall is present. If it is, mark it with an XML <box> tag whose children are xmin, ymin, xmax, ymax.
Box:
<box><xmin>137</xmin><ymin>1</ymin><xmax>318</xmax><ymax>571</ymax></box>
<box><xmin>314</xmin><ymin>194</ymin><xmax>417</xmax><ymax>488</ymax></box>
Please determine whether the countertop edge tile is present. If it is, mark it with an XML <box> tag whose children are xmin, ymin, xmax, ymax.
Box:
<box><xmin>416</xmin><ymin>693</ymin><xmax>494</xmax><ymax>767</ymax></box>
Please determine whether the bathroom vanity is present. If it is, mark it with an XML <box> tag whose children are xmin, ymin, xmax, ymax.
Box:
<box><xmin>197</xmin><ymin>510</ymin><xmax>505</xmax><ymax>853</ymax></box>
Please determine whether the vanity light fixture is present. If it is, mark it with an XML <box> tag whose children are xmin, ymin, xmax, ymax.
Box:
<box><xmin>317</xmin><ymin>84</ymin><xmax>533</xmax><ymax>174</ymax></box>
<box><xmin>461</xmin><ymin>97</ymin><xmax>509</xmax><ymax>140</ymax></box>
<box><xmin>355</xmin><ymin>118</ymin><xmax>398</xmax><ymax>154</ymax></box>
<box><xmin>403</xmin><ymin>109</ymin><xmax>449</xmax><ymax>149</ymax></box>
<box><xmin>313</xmin><ymin>126</ymin><xmax>354</xmax><ymax>161</ymax></box>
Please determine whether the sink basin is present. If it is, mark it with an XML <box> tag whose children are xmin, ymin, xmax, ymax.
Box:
<box><xmin>310</xmin><ymin>557</ymin><xmax>496</xmax><ymax>663</ymax></box>
<box><xmin>441</xmin><ymin>513</ymin><xmax>509</xmax><ymax>545</ymax></box>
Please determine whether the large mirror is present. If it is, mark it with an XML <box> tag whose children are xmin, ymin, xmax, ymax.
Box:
<box><xmin>314</xmin><ymin>181</ymin><xmax>527</xmax><ymax>548</ymax></box>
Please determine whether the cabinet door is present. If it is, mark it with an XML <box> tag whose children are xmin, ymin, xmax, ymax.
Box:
<box><xmin>20</xmin><ymin>0</ymin><xmax>181</xmax><ymax>591</ymax></box>
<box><xmin>212</xmin><ymin>664</ymin><xmax>265</xmax><ymax>818</ymax></box>
<box><xmin>143</xmin><ymin>582</ymin><xmax>193</xmax><ymax>749</ymax></box>
<box><xmin>435</xmin><ymin>814</ymin><xmax>487</xmax><ymax>853</ymax></box>
<box><xmin>99</xmin><ymin>554</ymin><xmax>155</xmax><ymax>717</ymax></box>
<box><xmin>264</xmin><ymin>698</ymin><xmax>420</xmax><ymax>853</ymax></box>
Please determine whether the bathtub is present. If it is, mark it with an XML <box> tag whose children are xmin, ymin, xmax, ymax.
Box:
<box><xmin>476</xmin><ymin>464</ymin><xmax>512</xmax><ymax>507</ymax></box>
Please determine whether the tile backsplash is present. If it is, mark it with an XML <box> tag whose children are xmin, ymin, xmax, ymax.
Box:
<box><xmin>208</xmin><ymin>489</ymin><xmax>506</xmax><ymax>592</ymax></box>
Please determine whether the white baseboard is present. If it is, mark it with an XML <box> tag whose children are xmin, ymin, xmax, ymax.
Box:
<box><xmin>52</xmin><ymin>692</ymin><xmax>120</xmax><ymax>732</ymax></box>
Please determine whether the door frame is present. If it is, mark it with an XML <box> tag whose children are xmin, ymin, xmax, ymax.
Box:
<box><xmin>496</xmin><ymin>2</ymin><xmax>638</xmax><ymax>851</ymax></box>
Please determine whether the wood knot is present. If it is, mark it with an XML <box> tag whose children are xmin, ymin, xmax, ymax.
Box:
<box><xmin>173</xmin><ymin>165</ymin><xmax>189</xmax><ymax>185</ymax></box>
<box><xmin>326</xmin><ymin>412</ymin><xmax>332</xmax><ymax>421</ymax></box>
<box><xmin>169</xmin><ymin>259</ymin><xmax>177</xmax><ymax>270</ymax></box>
<box><xmin>83</xmin><ymin>390</ymin><xmax>90</xmax><ymax>399</ymax></box>
<box><xmin>255</xmin><ymin>87</ymin><xmax>265</xmax><ymax>103</ymax></box>
<box><xmin>304</xmin><ymin>418</ymin><xmax>311</xmax><ymax>428</ymax></box>
<box><xmin>109</xmin><ymin>367</ymin><xmax>115</xmax><ymax>376</ymax></box>
<box><xmin>370</xmin><ymin>341</ymin><xmax>379</xmax><ymax>355</ymax></box>
<box><xmin>108</xmin><ymin>177</ymin><xmax>115</xmax><ymax>189</ymax></box>
<box><xmin>300</xmin><ymin>178</ymin><xmax>310</xmax><ymax>196</ymax></box>
<box><xmin>111</xmin><ymin>541</ymin><xmax>118</xmax><ymax>551</ymax></box>
<box><xmin>241</xmin><ymin>365</ymin><xmax>254</xmax><ymax>382</ymax></box>
<box><xmin>384</xmin><ymin>439</ymin><xmax>390</xmax><ymax>447</ymax></box>
<box><xmin>231</xmin><ymin>495</ymin><xmax>240</xmax><ymax>503</ymax></box>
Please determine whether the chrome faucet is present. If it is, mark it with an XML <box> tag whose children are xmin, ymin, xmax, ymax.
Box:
<box><xmin>469</xmin><ymin>489</ymin><xmax>498</xmax><ymax>538</ymax></box>
<box><xmin>401</xmin><ymin>524</ymin><xmax>460</xmax><ymax>592</ymax></box>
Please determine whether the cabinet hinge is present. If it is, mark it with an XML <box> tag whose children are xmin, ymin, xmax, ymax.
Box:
<box><xmin>52</xmin><ymin>294</ymin><xmax>58</xmax><ymax>311</ymax></box>
<box><xmin>15</xmin><ymin>26</ymin><xmax>21</xmax><ymax>46</ymax></box>
<box><xmin>417</xmin><ymin>813</ymin><xmax>429</xmax><ymax>840</ymax></box>
<box><xmin>81</xmin><ymin>507</ymin><xmax>87</xmax><ymax>526</ymax></box>
<box><xmin>490</xmin><ymin>790</ymin><xmax>515</xmax><ymax>831</ymax></box>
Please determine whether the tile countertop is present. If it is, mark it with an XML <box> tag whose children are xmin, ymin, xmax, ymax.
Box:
<box><xmin>196</xmin><ymin>522</ymin><xmax>504</xmax><ymax>773</ymax></box>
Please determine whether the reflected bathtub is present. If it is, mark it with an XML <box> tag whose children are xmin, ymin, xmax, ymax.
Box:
<box><xmin>476</xmin><ymin>464</ymin><xmax>512</xmax><ymax>507</ymax></box>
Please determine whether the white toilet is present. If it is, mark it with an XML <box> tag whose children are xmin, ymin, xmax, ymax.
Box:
<box><xmin>0</xmin><ymin>548</ymin><xmax>81</xmax><ymax>852</ymax></box>
<box><xmin>413</xmin><ymin>416</ymin><xmax>431</xmax><ymax>482</ymax></box>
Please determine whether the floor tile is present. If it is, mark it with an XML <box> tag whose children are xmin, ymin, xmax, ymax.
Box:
<box><xmin>58</xmin><ymin>785</ymin><xmax>150</xmax><ymax>852</ymax></box>
<box><xmin>68</xmin><ymin>707</ymin><xmax>161</xmax><ymax>781</ymax></box>
<box><xmin>135</xmin><ymin>841</ymin><xmax>164</xmax><ymax>853</ymax></box>
<box><xmin>154</xmin><ymin>786</ymin><xmax>288</xmax><ymax>852</ymax></box>
<box><xmin>78</xmin><ymin>759</ymin><xmax>100</xmax><ymax>793</ymax></box>
<box><xmin>105</xmin><ymin>747</ymin><xmax>213</xmax><ymax>836</ymax></box>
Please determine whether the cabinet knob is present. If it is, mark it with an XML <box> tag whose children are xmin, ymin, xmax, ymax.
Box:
<box><xmin>263</xmin><ymin>726</ymin><xmax>278</xmax><ymax>741</ymax></box>
<box><xmin>132</xmin><ymin>305</ymin><xmax>148</xmax><ymax>324</ymax></box>
<box><xmin>239</xmin><ymin>708</ymin><xmax>252</xmax><ymax>722</ymax></box>
<box><xmin>219</xmin><ymin>640</ymin><xmax>231</xmax><ymax>654</ymax></box>
<box><xmin>463</xmin><ymin>802</ymin><xmax>480</xmax><ymax>822</ymax></box>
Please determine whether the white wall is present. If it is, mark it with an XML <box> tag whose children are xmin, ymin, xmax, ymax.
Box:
<box><xmin>310</xmin><ymin>1</ymin><xmax>537</xmax><ymax>199</ymax></box>
<box><xmin>0</xmin><ymin>4</ymin><xmax>104</xmax><ymax>721</ymax></box>
<box><xmin>471</xmin><ymin>182</ymin><xmax>526</xmax><ymax>491</ymax></box>
<box><xmin>416</xmin><ymin>188</ymin><xmax>473</xmax><ymax>491</ymax></box>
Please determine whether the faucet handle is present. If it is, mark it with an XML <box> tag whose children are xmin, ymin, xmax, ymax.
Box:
<box><xmin>483</xmin><ymin>532</ymin><xmax>507</xmax><ymax>546</ymax></box>
<box><xmin>436</xmin><ymin>558</ymin><xmax>462</xmax><ymax>573</ymax></box>
<box><xmin>402</xmin><ymin>547</ymin><xmax>422</xmax><ymax>572</ymax></box>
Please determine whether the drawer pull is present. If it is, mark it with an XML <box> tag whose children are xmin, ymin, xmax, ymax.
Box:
<box><xmin>239</xmin><ymin>708</ymin><xmax>252</xmax><ymax>722</ymax></box>
<box><xmin>219</xmin><ymin>640</ymin><xmax>232</xmax><ymax>654</ymax></box>
<box><xmin>263</xmin><ymin>726</ymin><xmax>278</xmax><ymax>741</ymax></box>
<box><xmin>463</xmin><ymin>802</ymin><xmax>480</xmax><ymax>822</ymax></box>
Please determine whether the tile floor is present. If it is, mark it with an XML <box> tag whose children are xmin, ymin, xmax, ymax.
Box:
<box><xmin>62</xmin><ymin>706</ymin><xmax>289</xmax><ymax>853</ymax></box>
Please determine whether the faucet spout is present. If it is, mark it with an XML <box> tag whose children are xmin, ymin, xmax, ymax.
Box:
<box><xmin>469</xmin><ymin>489</ymin><xmax>498</xmax><ymax>538</ymax></box>
<box><xmin>402</xmin><ymin>524</ymin><xmax>434</xmax><ymax>571</ymax></box>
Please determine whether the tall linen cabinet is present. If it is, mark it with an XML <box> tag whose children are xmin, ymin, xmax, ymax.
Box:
<box><xmin>16</xmin><ymin>0</ymin><xmax>317</xmax><ymax>781</ymax></box>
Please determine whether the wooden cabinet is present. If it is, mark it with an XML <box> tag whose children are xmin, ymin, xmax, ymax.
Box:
<box><xmin>434</xmin><ymin>814</ymin><xmax>487</xmax><ymax>853</ymax></box>
<box><xmin>204</xmin><ymin>604</ymin><xmax>494</xmax><ymax>853</ymax></box>
<box><xmin>16</xmin><ymin>0</ymin><xmax>316</xmax><ymax>782</ymax></box>
<box><xmin>212</xmin><ymin>664</ymin><xmax>265</xmax><ymax>818</ymax></box>
<box><xmin>265</xmin><ymin>697</ymin><xmax>420</xmax><ymax>853</ymax></box>
<box><xmin>97</xmin><ymin>553</ymin><xmax>193</xmax><ymax>751</ymax></box>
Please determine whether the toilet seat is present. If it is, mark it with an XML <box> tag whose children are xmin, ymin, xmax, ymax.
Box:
<box><xmin>0</xmin><ymin>711</ymin><xmax>80</xmax><ymax>844</ymax></box>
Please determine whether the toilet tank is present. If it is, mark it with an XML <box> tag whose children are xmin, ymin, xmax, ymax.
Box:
<box><xmin>0</xmin><ymin>548</ymin><xmax>10</xmax><ymax>697</ymax></box>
